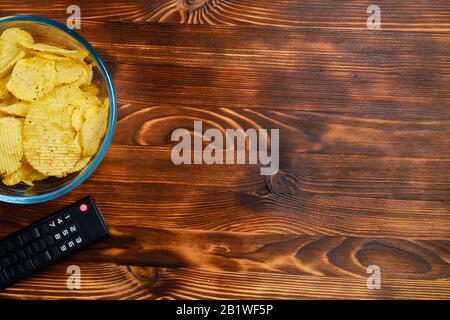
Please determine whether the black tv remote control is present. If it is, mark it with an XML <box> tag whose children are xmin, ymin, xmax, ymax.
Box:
<box><xmin>0</xmin><ymin>196</ymin><xmax>109</xmax><ymax>290</ymax></box>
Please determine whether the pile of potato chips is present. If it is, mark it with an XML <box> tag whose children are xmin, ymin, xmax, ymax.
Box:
<box><xmin>0</xmin><ymin>28</ymin><xmax>109</xmax><ymax>186</ymax></box>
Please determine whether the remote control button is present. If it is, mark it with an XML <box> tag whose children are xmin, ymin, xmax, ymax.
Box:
<box><xmin>50</xmin><ymin>246</ymin><xmax>60</xmax><ymax>258</ymax></box>
<box><xmin>62</xmin><ymin>229</ymin><xmax>69</xmax><ymax>237</ymax></box>
<box><xmin>13</xmin><ymin>236</ymin><xmax>23</xmax><ymax>248</ymax></box>
<box><xmin>64</xmin><ymin>212</ymin><xmax>72</xmax><ymax>222</ymax></box>
<box><xmin>56</xmin><ymin>217</ymin><xmax>64</xmax><ymax>225</ymax></box>
<box><xmin>31</xmin><ymin>242</ymin><xmax>40</xmax><ymax>254</ymax></box>
<box><xmin>9</xmin><ymin>253</ymin><xmax>18</xmax><ymax>264</ymax></box>
<box><xmin>20</xmin><ymin>228</ymin><xmax>40</xmax><ymax>244</ymax></box>
<box><xmin>67</xmin><ymin>240</ymin><xmax>75</xmax><ymax>249</ymax></box>
<box><xmin>5</xmin><ymin>268</ymin><xmax>15</xmax><ymax>279</ymax></box>
<box><xmin>0</xmin><ymin>270</ymin><xmax>6</xmax><ymax>283</ymax></box>
<box><xmin>69</xmin><ymin>225</ymin><xmax>77</xmax><ymax>233</ymax></box>
<box><xmin>1</xmin><ymin>257</ymin><xmax>10</xmax><ymax>268</ymax></box>
<box><xmin>18</xmin><ymin>250</ymin><xmax>26</xmax><ymax>260</ymax></box>
<box><xmin>3</xmin><ymin>241</ymin><xmax>13</xmax><ymax>252</ymax></box>
<box><xmin>23</xmin><ymin>260</ymin><xmax>35</xmax><ymax>272</ymax></box>
<box><xmin>54</xmin><ymin>233</ymin><xmax>62</xmax><ymax>241</ymax></box>
<box><xmin>16</xmin><ymin>265</ymin><xmax>25</xmax><ymax>275</ymax></box>
<box><xmin>59</xmin><ymin>244</ymin><xmax>68</xmax><ymax>253</ymax></box>
<box><xmin>25</xmin><ymin>246</ymin><xmax>33</xmax><ymax>257</ymax></box>
<box><xmin>48</xmin><ymin>220</ymin><xmax>57</xmax><ymax>228</ymax></box>
<box><xmin>32</xmin><ymin>251</ymin><xmax>52</xmax><ymax>267</ymax></box>
<box><xmin>45</xmin><ymin>235</ymin><xmax>55</xmax><ymax>246</ymax></box>
<box><xmin>39</xmin><ymin>224</ymin><xmax>49</xmax><ymax>234</ymax></box>
<box><xmin>75</xmin><ymin>236</ymin><xmax>83</xmax><ymax>245</ymax></box>
<box><xmin>38</xmin><ymin>239</ymin><xmax>46</xmax><ymax>251</ymax></box>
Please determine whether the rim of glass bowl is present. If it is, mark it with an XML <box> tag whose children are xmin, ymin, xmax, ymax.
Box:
<box><xmin>0</xmin><ymin>16</ymin><xmax>117</xmax><ymax>204</ymax></box>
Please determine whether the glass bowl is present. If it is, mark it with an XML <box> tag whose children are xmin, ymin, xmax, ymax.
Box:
<box><xmin>0</xmin><ymin>16</ymin><xmax>117</xmax><ymax>204</ymax></box>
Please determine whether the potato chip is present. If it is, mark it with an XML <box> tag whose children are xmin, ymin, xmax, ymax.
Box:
<box><xmin>0</xmin><ymin>76</ymin><xmax>10</xmax><ymax>100</ymax></box>
<box><xmin>81</xmin><ymin>84</ymin><xmax>100</xmax><ymax>97</ymax></box>
<box><xmin>42</xmin><ymin>84</ymin><xmax>84</xmax><ymax>112</ymax></box>
<box><xmin>2</xmin><ymin>161</ymin><xmax>47</xmax><ymax>186</ymax></box>
<box><xmin>32</xmin><ymin>51</ymin><xmax>68</xmax><ymax>61</ymax></box>
<box><xmin>23</xmin><ymin>103</ymin><xmax>80</xmax><ymax>176</ymax></box>
<box><xmin>71</xmin><ymin>156</ymin><xmax>91</xmax><ymax>173</ymax></box>
<box><xmin>0</xmin><ymin>117</ymin><xmax>23</xmax><ymax>175</ymax></box>
<box><xmin>81</xmin><ymin>63</ymin><xmax>93</xmax><ymax>86</ymax></box>
<box><xmin>19</xmin><ymin>42</ymin><xmax>88</xmax><ymax>61</ymax></box>
<box><xmin>71</xmin><ymin>107</ymin><xmax>85</xmax><ymax>131</ymax></box>
<box><xmin>80</xmin><ymin>98</ymin><xmax>109</xmax><ymax>157</ymax></box>
<box><xmin>7</xmin><ymin>57</ymin><xmax>57</xmax><ymax>101</ymax></box>
<box><xmin>1</xmin><ymin>28</ymin><xmax>34</xmax><ymax>47</ymax></box>
<box><xmin>0</xmin><ymin>94</ymin><xmax>18</xmax><ymax>107</ymax></box>
<box><xmin>0</xmin><ymin>101</ymin><xmax>30</xmax><ymax>117</ymax></box>
<box><xmin>56</xmin><ymin>155</ymin><xmax>92</xmax><ymax>178</ymax></box>
<box><xmin>0</xmin><ymin>28</ymin><xmax>33</xmax><ymax>78</ymax></box>
<box><xmin>68</xmin><ymin>90</ymin><xmax>103</xmax><ymax>132</ymax></box>
<box><xmin>0</xmin><ymin>50</ymin><xmax>26</xmax><ymax>79</ymax></box>
<box><xmin>72</xmin><ymin>94</ymin><xmax>101</xmax><ymax>118</ymax></box>
<box><xmin>28</xmin><ymin>166</ymin><xmax>48</xmax><ymax>183</ymax></box>
<box><xmin>2</xmin><ymin>163</ymin><xmax>30</xmax><ymax>186</ymax></box>
<box><xmin>55</xmin><ymin>58</ymin><xmax>90</xmax><ymax>86</ymax></box>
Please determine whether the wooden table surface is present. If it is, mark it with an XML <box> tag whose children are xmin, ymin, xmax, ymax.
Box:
<box><xmin>0</xmin><ymin>0</ymin><xmax>449</xmax><ymax>300</ymax></box>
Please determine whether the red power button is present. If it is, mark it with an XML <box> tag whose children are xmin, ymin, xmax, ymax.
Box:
<box><xmin>80</xmin><ymin>204</ymin><xmax>88</xmax><ymax>212</ymax></box>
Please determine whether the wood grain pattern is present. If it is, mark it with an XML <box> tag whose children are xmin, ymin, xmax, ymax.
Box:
<box><xmin>0</xmin><ymin>1</ymin><xmax>450</xmax><ymax>299</ymax></box>
<box><xmin>2</xmin><ymin>264</ymin><xmax>449</xmax><ymax>300</ymax></box>
<box><xmin>1</xmin><ymin>0</ymin><xmax>450</xmax><ymax>30</ymax></box>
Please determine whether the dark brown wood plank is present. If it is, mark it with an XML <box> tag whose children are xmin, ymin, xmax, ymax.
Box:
<box><xmin>3</xmin><ymin>263</ymin><xmax>449</xmax><ymax>300</ymax></box>
<box><xmin>0</xmin><ymin>263</ymin><xmax>154</xmax><ymax>300</ymax></box>
<box><xmin>151</xmin><ymin>268</ymin><xmax>450</xmax><ymax>300</ymax></box>
<box><xmin>74</xmin><ymin>22</ymin><xmax>450</xmax><ymax>114</ymax></box>
<box><xmin>5</xmin><ymin>266</ymin><xmax>450</xmax><ymax>300</ymax></box>
<box><xmin>114</xmin><ymin>105</ymin><xmax>450</xmax><ymax>158</ymax></box>
<box><xmin>1</xmin><ymin>146</ymin><xmax>449</xmax><ymax>239</ymax></box>
<box><xmin>1</xmin><ymin>0</ymin><xmax>450</xmax><ymax>30</ymax></box>
<box><xmin>0</xmin><ymin>227</ymin><xmax>449</xmax><ymax>282</ymax></box>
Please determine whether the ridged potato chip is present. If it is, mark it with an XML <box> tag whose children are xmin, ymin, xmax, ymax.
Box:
<box><xmin>18</xmin><ymin>42</ymin><xmax>88</xmax><ymax>61</ymax></box>
<box><xmin>32</xmin><ymin>51</ymin><xmax>68</xmax><ymax>61</ymax></box>
<box><xmin>57</xmin><ymin>156</ymin><xmax>91</xmax><ymax>178</ymax></box>
<box><xmin>71</xmin><ymin>108</ymin><xmax>84</xmax><ymax>132</ymax></box>
<box><xmin>72</xmin><ymin>93</ymin><xmax>101</xmax><ymax>117</ymax></box>
<box><xmin>68</xmin><ymin>90</ymin><xmax>102</xmax><ymax>132</ymax></box>
<box><xmin>0</xmin><ymin>101</ymin><xmax>30</xmax><ymax>117</ymax></box>
<box><xmin>23</xmin><ymin>103</ymin><xmax>81</xmax><ymax>176</ymax></box>
<box><xmin>0</xmin><ymin>117</ymin><xmax>23</xmax><ymax>175</ymax></box>
<box><xmin>1</xmin><ymin>28</ymin><xmax>34</xmax><ymax>47</ymax></box>
<box><xmin>0</xmin><ymin>76</ymin><xmax>10</xmax><ymax>100</ymax></box>
<box><xmin>0</xmin><ymin>94</ymin><xmax>18</xmax><ymax>108</ymax></box>
<box><xmin>56</xmin><ymin>143</ymin><xmax>91</xmax><ymax>178</ymax></box>
<box><xmin>2</xmin><ymin>161</ymin><xmax>47</xmax><ymax>186</ymax></box>
<box><xmin>55</xmin><ymin>58</ymin><xmax>90</xmax><ymax>86</ymax></box>
<box><xmin>0</xmin><ymin>28</ymin><xmax>33</xmax><ymax>78</ymax></box>
<box><xmin>43</xmin><ymin>84</ymin><xmax>84</xmax><ymax>110</ymax></box>
<box><xmin>80</xmin><ymin>98</ymin><xmax>109</xmax><ymax>157</ymax></box>
<box><xmin>70</xmin><ymin>156</ymin><xmax>91</xmax><ymax>174</ymax></box>
<box><xmin>81</xmin><ymin>84</ymin><xmax>100</xmax><ymax>97</ymax></box>
<box><xmin>82</xmin><ymin>64</ymin><xmax>93</xmax><ymax>86</ymax></box>
<box><xmin>7</xmin><ymin>57</ymin><xmax>57</xmax><ymax>101</ymax></box>
<box><xmin>0</xmin><ymin>50</ymin><xmax>26</xmax><ymax>79</ymax></box>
